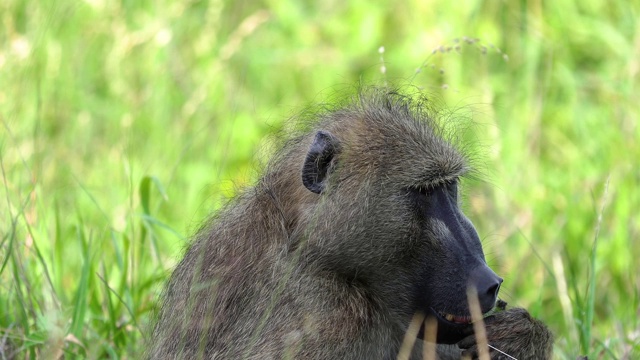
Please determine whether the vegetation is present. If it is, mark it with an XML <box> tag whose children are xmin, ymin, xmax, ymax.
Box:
<box><xmin>1</xmin><ymin>0</ymin><xmax>638</xmax><ymax>358</ymax></box>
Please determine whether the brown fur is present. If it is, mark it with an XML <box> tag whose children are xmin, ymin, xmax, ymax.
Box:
<box><xmin>147</xmin><ymin>88</ymin><xmax>553</xmax><ymax>359</ymax></box>
<box><xmin>458</xmin><ymin>307</ymin><xmax>554</xmax><ymax>360</ymax></box>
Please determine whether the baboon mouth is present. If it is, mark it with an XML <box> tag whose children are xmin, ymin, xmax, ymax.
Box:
<box><xmin>421</xmin><ymin>307</ymin><xmax>474</xmax><ymax>343</ymax></box>
<box><xmin>436</xmin><ymin>311</ymin><xmax>472</xmax><ymax>325</ymax></box>
<box><xmin>433</xmin><ymin>304</ymin><xmax>498</xmax><ymax>325</ymax></box>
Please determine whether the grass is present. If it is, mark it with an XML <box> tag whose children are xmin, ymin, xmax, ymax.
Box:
<box><xmin>1</xmin><ymin>0</ymin><xmax>639</xmax><ymax>358</ymax></box>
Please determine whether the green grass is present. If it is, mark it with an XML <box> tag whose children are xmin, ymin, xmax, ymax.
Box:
<box><xmin>1</xmin><ymin>0</ymin><xmax>639</xmax><ymax>358</ymax></box>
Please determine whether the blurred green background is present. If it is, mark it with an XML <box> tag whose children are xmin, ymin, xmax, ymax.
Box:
<box><xmin>1</xmin><ymin>0</ymin><xmax>638</xmax><ymax>358</ymax></box>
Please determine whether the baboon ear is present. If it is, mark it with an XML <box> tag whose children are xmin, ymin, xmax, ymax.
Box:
<box><xmin>302</xmin><ymin>131</ymin><xmax>340</xmax><ymax>194</ymax></box>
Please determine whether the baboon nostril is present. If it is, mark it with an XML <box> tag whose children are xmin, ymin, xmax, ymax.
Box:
<box><xmin>488</xmin><ymin>278</ymin><xmax>502</xmax><ymax>300</ymax></box>
<box><xmin>473</xmin><ymin>269</ymin><xmax>503</xmax><ymax>313</ymax></box>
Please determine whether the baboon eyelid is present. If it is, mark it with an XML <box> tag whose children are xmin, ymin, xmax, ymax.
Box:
<box><xmin>414</xmin><ymin>177</ymin><xmax>459</xmax><ymax>192</ymax></box>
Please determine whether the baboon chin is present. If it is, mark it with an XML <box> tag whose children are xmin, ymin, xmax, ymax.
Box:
<box><xmin>148</xmin><ymin>88</ymin><xmax>553</xmax><ymax>360</ymax></box>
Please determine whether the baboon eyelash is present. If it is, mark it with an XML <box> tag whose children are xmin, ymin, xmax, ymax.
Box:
<box><xmin>412</xmin><ymin>178</ymin><xmax>459</xmax><ymax>195</ymax></box>
<box><xmin>415</xmin><ymin>186</ymin><xmax>436</xmax><ymax>197</ymax></box>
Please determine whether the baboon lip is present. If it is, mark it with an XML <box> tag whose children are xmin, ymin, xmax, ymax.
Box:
<box><xmin>436</xmin><ymin>310</ymin><xmax>472</xmax><ymax>325</ymax></box>
<box><xmin>423</xmin><ymin>308</ymin><xmax>473</xmax><ymax>344</ymax></box>
<box><xmin>432</xmin><ymin>305</ymin><xmax>498</xmax><ymax>326</ymax></box>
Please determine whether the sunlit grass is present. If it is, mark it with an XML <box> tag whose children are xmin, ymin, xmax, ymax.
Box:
<box><xmin>1</xmin><ymin>0</ymin><xmax>639</xmax><ymax>358</ymax></box>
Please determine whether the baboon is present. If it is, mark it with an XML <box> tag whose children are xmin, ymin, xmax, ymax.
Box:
<box><xmin>148</xmin><ymin>89</ymin><xmax>553</xmax><ymax>359</ymax></box>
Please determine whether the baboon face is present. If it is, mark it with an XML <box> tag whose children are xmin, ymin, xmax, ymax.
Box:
<box><xmin>301</xmin><ymin>113</ymin><xmax>502</xmax><ymax>344</ymax></box>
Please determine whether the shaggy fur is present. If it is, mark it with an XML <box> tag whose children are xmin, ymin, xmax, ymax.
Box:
<box><xmin>147</xmin><ymin>89</ymin><xmax>553</xmax><ymax>359</ymax></box>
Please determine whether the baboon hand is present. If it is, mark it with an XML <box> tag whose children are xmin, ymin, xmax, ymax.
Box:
<box><xmin>457</xmin><ymin>308</ymin><xmax>554</xmax><ymax>360</ymax></box>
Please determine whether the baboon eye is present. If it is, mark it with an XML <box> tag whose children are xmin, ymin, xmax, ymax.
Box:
<box><xmin>446</xmin><ymin>181</ymin><xmax>458</xmax><ymax>202</ymax></box>
<box><xmin>416</xmin><ymin>186</ymin><xmax>435</xmax><ymax>197</ymax></box>
<box><xmin>407</xmin><ymin>179</ymin><xmax>458</xmax><ymax>209</ymax></box>
<box><xmin>407</xmin><ymin>186</ymin><xmax>435</xmax><ymax>210</ymax></box>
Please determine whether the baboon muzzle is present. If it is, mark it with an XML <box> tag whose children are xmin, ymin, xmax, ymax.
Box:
<box><xmin>419</xmin><ymin>183</ymin><xmax>504</xmax><ymax>343</ymax></box>
<box><xmin>426</xmin><ymin>183</ymin><xmax>503</xmax><ymax>312</ymax></box>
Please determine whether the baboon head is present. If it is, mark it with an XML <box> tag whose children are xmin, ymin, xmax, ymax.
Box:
<box><xmin>297</xmin><ymin>92</ymin><xmax>502</xmax><ymax>344</ymax></box>
<box><xmin>147</xmin><ymin>89</ymin><xmax>553</xmax><ymax>360</ymax></box>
